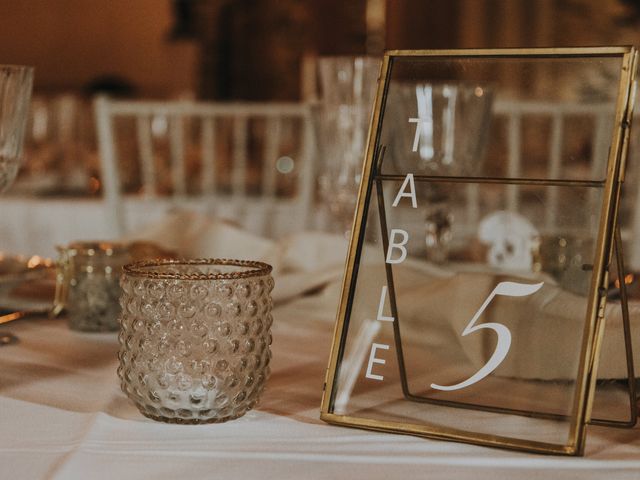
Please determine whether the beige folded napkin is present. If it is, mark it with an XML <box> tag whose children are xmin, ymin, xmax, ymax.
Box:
<box><xmin>122</xmin><ymin>210</ymin><xmax>348</xmax><ymax>304</ymax></box>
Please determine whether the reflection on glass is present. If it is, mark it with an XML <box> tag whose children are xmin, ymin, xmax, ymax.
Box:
<box><xmin>389</xmin><ymin>84</ymin><xmax>493</xmax><ymax>176</ymax></box>
<box><xmin>387</xmin><ymin>83</ymin><xmax>493</xmax><ymax>262</ymax></box>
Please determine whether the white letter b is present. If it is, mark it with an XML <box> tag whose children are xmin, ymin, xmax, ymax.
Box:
<box><xmin>386</xmin><ymin>229</ymin><xmax>409</xmax><ymax>264</ymax></box>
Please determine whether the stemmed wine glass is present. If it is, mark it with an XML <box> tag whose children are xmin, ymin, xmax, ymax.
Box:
<box><xmin>0</xmin><ymin>65</ymin><xmax>35</xmax><ymax>345</ymax></box>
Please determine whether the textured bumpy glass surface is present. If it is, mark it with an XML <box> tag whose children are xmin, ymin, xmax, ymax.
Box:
<box><xmin>117</xmin><ymin>260</ymin><xmax>274</xmax><ymax>424</ymax></box>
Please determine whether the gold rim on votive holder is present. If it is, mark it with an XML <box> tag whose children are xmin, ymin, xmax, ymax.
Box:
<box><xmin>122</xmin><ymin>258</ymin><xmax>273</xmax><ymax>281</ymax></box>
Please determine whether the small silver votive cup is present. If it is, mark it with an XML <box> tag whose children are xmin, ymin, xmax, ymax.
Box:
<box><xmin>54</xmin><ymin>241</ymin><xmax>131</xmax><ymax>331</ymax></box>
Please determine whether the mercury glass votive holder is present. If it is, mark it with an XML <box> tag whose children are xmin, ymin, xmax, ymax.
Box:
<box><xmin>54</xmin><ymin>241</ymin><xmax>131</xmax><ymax>332</ymax></box>
<box><xmin>117</xmin><ymin>258</ymin><xmax>274</xmax><ymax>424</ymax></box>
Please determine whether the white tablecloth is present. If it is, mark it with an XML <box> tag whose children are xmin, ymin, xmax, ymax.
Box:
<box><xmin>0</xmin><ymin>196</ymin><xmax>325</xmax><ymax>258</ymax></box>
<box><xmin>2</xmin><ymin>286</ymin><xmax>640</xmax><ymax>480</ymax></box>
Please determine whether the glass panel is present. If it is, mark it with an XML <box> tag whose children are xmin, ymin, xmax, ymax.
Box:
<box><xmin>331</xmin><ymin>177</ymin><xmax>604</xmax><ymax>446</ymax></box>
<box><xmin>379</xmin><ymin>56</ymin><xmax>623</xmax><ymax>181</ymax></box>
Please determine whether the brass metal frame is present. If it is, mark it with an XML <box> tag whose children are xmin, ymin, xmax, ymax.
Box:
<box><xmin>320</xmin><ymin>47</ymin><xmax>638</xmax><ymax>456</ymax></box>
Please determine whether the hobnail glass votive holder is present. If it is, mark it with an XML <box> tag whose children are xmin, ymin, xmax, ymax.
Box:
<box><xmin>117</xmin><ymin>258</ymin><xmax>274</xmax><ymax>424</ymax></box>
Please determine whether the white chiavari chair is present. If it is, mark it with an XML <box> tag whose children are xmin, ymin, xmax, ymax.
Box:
<box><xmin>473</xmin><ymin>99</ymin><xmax>640</xmax><ymax>267</ymax></box>
<box><xmin>491</xmin><ymin>99</ymin><xmax>614</xmax><ymax>232</ymax></box>
<box><xmin>94</xmin><ymin>96</ymin><xmax>315</xmax><ymax>238</ymax></box>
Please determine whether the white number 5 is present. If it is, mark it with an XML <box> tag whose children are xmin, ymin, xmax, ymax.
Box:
<box><xmin>431</xmin><ymin>281</ymin><xmax>544</xmax><ymax>392</ymax></box>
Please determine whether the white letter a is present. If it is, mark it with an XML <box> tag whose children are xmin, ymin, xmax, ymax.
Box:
<box><xmin>392</xmin><ymin>173</ymin><xmax>417</xmax><ymax>208</ymax></box>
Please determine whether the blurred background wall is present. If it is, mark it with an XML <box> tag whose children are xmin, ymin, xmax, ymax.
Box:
<box><xmin>0</xmin><ymin>0</ymin><xmax>198</xmax><ymax>96</ymax></box>
<box><xmin>0</xmin><ymin>0</ymin><xmax>639</xmax><ymax>100</ymax></box>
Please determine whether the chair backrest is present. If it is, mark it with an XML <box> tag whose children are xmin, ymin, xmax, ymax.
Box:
<box><xmin>471</xmin><ymin>99</ymin><xmax>640</xmax><ymax>267</ymax></box>
<box><xmin>94</xmin><ymin>96</ymin><xmax>315</xmax><ymax>238</ymax></box>
<box><xmin>492</xmin><ymin>99</ymin><xmax>614</xmax><ymax>234</ymax></box>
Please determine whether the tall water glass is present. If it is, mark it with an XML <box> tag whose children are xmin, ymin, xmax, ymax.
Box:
<box><xmin>389</xmin><ymin>83</ymin><xmax>493</xmax><ymax>262</ymax></box>
<box><xmin>0</xmin><ymin>65</ymin><xmax>33</xmax><ymax>346</ymax></box>
<box><xmin>314</xmin><ymin>56</ymin><xmax>380</xmax><ymax>234</ymax></box>
<box><xmin>0</xmin><ymin>65</ymin><xmax>34</xmax><ymax>193</ymax></box>
<box><xmin>317</xmin><ymin>56</ymin><xmax>380</xmax><ymax>106</ymax></box>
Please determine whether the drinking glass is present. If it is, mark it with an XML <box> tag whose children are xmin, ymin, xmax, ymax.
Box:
<box><xmin>54</xmin><ymin>241</ymin><xmax>132</xmax><ymax>332</ymax></box>
<box><xmin>317</xmin><ymin>56</ymin><xmax>380</xmax><ymax>106</ymax></box>
<box><xmin>0</xmin><ymin>66</ymin><xmax>34</xmax><ymax>193</ymax></box>
<box><xmin>0</xmin><ymin>65</ymin><xmax>33</xmax><ymax>346</ymax></box>
<box><xmin>314</xmin><ymin>56</ymin><xmax>380</xmax><ymax>234</ymax></box>
<box><xmin>388</xmin><ymin>83</ymin><xmax>493</xmax><ymax>262</ymax></box>
<box><xmin>118</xmin><ymin>259</ymin><xmax>274</xmax><ymax>424</ymax></box>
<box><xmin>314</xmin><ymin>103</ymin><xmax>372</xmax><ymax>233</ymax></box>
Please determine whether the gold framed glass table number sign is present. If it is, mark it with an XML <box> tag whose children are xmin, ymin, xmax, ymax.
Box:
<box><xmin>320</xmin><ymin>47</ymin><xmax>638</xmax><ymax>456</ymax></box>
